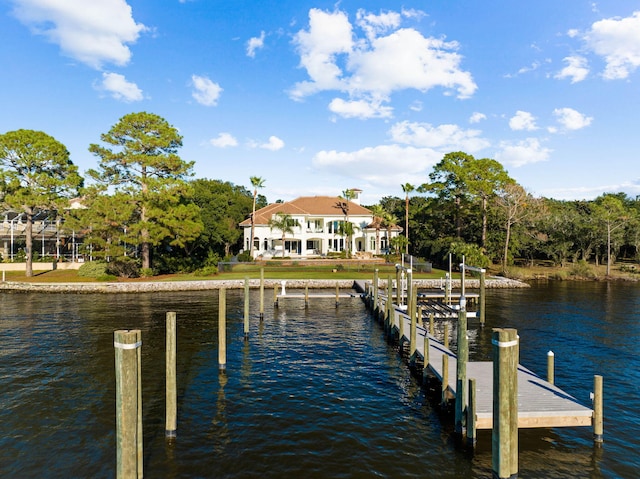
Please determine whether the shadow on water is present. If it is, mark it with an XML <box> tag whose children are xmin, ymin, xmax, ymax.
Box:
<box><xmin>0</xmin><ymin>283</ymin><xmax>637</xmax><ymax>478</ymax></box>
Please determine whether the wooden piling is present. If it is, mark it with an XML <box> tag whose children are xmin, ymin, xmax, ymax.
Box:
<box><xmin>444</xmin><ymin>323</ymin><xmax>449</xmax><ymax>349</ymax></box>
<box><xmin>492</xmin><ymin>328</ymin><xmax>519</xmax><ymax>479</ymax></box>
<box><xmin>429</xmin><ymin>313</ymin><xmax>434</xmax><ymax>336</ymax></box>
<box><xmin>273</xmin><ymin>285</ymin><xmax>278</xmax><ymax>308</ymax></box>
<box><xmin>422</xmin><ymin>333</ymin><xmax>430</xmax><ymax>384</ymax></box>
<box><xmin>259</xmin><ymin>268</ymin><xmax>264</xmax><ymax>320</ymax></box>
<box><xmin>165</xmin><ymin>312</ymin><xmax>177</xmax><ymax>439</ymax></box>
<box><xmin>305</xmin><ymin>285</ymin><xmax>309</xmax><ymax>308</ymax></box>
<box><xmin>244</xmin><ymin>278</ymin><xmax>250</xmax><ymax>339</ymax></box>
<box><xmin>455</xmin><ymin>309</ymin><xmax>468</xmax><ymax>436</ymax></box>
<box><xmin>373</xmin><ymin>269</ymin><xmax>379</xmax><ymax>317</ymax></box>
<box><xmin>114</xmin><ymin>329</ymin><xmax>142</xmax><ymax>479</ymax></box>
<box><xmin>593</xmin><ymin>375</ymin><xmax>604</xmax><ymax>443</ymax></box>
<box><xmin>335</xmin><ymin>283</ymin><xmax>340</xmax><ymax>307</ymax></box>
<box><xmin>547</xmin><ymin>350</ymin><xmax>554</xmax><ymax>385</ymax></box>
<box><xmin>219</xmin><ymin>288</ymin><xmax>227</xmax><ymax>371</ymax></box>
<box><xmin>467</xmin><ymin>377</ymin><xmax>477</xmax><ymax>447</ymax></box>
<box><xmin>479</xmin><ymin>270</ymin><xmax>486</xmax><ymax>326</ymax></box>
<box><xmin>410</xmin><ymin>285</ymin><xmax>417</xmax><ymax>364</ymax></box>
<box><xmin>442</xmin><ymin>354</ymin><xmax>449</xmax><ymax>407</ymax></box>
<box><xmin>385</xmin><ymin>277</ymin><xmax>392</xmax><ymax>335</ymax></box>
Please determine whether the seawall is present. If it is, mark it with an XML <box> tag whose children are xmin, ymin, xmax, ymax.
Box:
<box><xmin>0</xmin><ymin>276</ymin><xmax>528</xmax><ymax>294</ymax></box>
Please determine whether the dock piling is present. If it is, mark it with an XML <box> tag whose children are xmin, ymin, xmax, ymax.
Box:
<box><xmin>114</xmin><ymin>329</ymin><xmax>143</xmax><ymax>479</ymax></box>
<box><xmin>165</xmin><ymin>313</ymin><xmax>177</xmax><ymax>440</ymax></box>
<box><xmin>244</xmin><ymin>278</ymin><xmax>250</xmax><ymax>339</ymax></box>
<box><xmin>593</xmin><ymin>375</ymin><xmax>604</xmax><ymax>443</ymax></box>
<box><xmin>547</xmin><ymin>350</ymin><xmax>554</xmax><ymax>385</ymax></box>
<box><xmin>259</xmin><ymin>268</ymin><xmax>264</xmax><ymax>320</ymax></box>
<box><xmin>219</xmin><ymin>288</ymin><xmax>227</xmax><ymax>371</ymax></box>
<box><xmin>455</xmin><ymin>308</ymin><xmax>468</xmax><ymax>436</ymax></box>
<box><xmin>492</xmin><ymin>328</ymin><xmax>519</xmax><ymax>479</ymax></box>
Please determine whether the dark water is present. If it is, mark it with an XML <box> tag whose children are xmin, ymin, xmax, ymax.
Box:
<box><xmin>0</xmin><ymin>282</ymin><xmax>637</xmax><ymax>478</ymax></box>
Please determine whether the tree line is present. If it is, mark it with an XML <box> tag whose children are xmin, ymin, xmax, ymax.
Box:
<box><xmin>1</xmin><ymin>113</ymin><xmax>637</xmax><ymax>278</ymax></box>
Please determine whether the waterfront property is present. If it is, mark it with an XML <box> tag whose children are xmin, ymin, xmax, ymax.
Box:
<box><xmin>240</xmin><ymin>190</ymin><xmax>403</xmax><ymax>259</ymax></box>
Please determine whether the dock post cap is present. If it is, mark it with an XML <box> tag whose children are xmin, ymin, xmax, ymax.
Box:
<box><xmin>547</xmin><ymin>350</ymin><xmax>554</xmax><ymax>356</ymax></box>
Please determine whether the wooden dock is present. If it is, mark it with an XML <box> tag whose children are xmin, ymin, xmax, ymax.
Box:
<box><xmin>412</xmin><ymin>326</ymin><xmax>593</xmax><ymax>429</ymax></box>
<box><xmin>356</xmin><ymin>280</ymin><xmax>597</xmax><ymax>437</ymax></box>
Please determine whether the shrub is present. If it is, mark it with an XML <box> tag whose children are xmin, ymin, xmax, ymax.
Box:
<box><xmin>78</xmin><ymin>261</ymin><xmax>109</xmax><ymax>278</ymax></box>
<box><xmin>139</xmin><ymin>267</ymin><xmax>154</xmax><ymax>278</ymax></box>
<box><xmin>569</xmin><ymin>260</ymin><xmax>596</xmax><ymax>279</ymax></box>
<box><xmin>106</xmin><ymin>258</ymin><xmax>141</xmax><ymax>278</ymax></box>
<box><xmin>194</xmin><ymin>265</ymin><xmax>218</xmax><ymax>276</ymax></box>
<box><xmin>236</xmin><ymin>251</ymin><xmax>253</xmax><ymax>262</ymax></box>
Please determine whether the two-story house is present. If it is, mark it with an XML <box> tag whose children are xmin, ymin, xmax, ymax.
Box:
<box><xmin>240</xmin><ymin>191</ymin><xmax>402</xmax><ymax>259</ymax></box>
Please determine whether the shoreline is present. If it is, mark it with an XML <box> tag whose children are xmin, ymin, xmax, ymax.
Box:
<box><xmin>0</xmin><ymin>276</ymin><xmax>529</xmax><ymax>293</ymax></box>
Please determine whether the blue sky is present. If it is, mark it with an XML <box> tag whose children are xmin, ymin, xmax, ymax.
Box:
<box><xmin>2</xmin><ymin>1</ymin><xmax>640</xmax><ymax>205</ymax></box>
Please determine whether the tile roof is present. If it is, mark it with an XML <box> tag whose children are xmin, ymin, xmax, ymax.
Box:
<box><xmin>240</xmin><ymin>196</ymin><xmax>373</xmax><ymax>226</ymax></box>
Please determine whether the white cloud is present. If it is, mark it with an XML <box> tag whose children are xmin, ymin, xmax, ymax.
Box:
<box><xmin>260</xmin><ymin>136</ymin><xmax>285</xmax><ymax>151</ymax></box>
<box><xmin>247</xmin><ymin>31</ymin><xmax>266</xmax><ymax>58</ymax></box>
<box><xmin>12</xmin><ymin>0</ymin><xmax>146</xmax><ymax>69</ymax></box>
<box><xmin>555</xmin><ymin>55</ymin><xmax>589</xmax><ymax>83</ymax></box>
<box><xmin>328</xmin><ymin>98</ymin><xmax>393</xmax><ymax>119</ymax></box>
<box><xmin>584</xmin><ymin>11</ymin><xmax>640</xmax><ymax>79</ymax></box>
<box><xmin>389</xmin><ymin>120</ymin><xmax>490</xmax><ymax>153</ymax></box>
<box><xmin>509</xmin><ymin>111</ymin><xmax>538</xmax><ymax>131</ymax></box>
<box><xmin>553</xmin><ymin>107</ymin><xmax>593</xmax><ymax>131</ymax></box>
<box><xmin>290</xmin><ymin>9</ymin><xmax>353</xmax><ymax>99</ymax></box>
<box><xmin>191</xmin><ymin>74</ymin><xmax>222</xmax><ymax>106</ymax></box>
<box><xmin>209</xmin><ymin>132</ymin><xmax>238</xmax><ymax>148</ymax></box>
<box><xmin>495</xmin><ymin>138</ymin><xmax>551</xmax><ymax>167</ymax></box>
<box><xmin>355</xmin><ymin>9</ymin><xmax>402</xmax><ymax>41</ymax></box>
<box><xmin>290</xmin><ymin>8</ymin><xmax>476</xmax><ymax>119</ymax></box>
<box><xmin>469</xmin><ymin>112</ymin><xmax>486</xmax><ymax>123</ymax></box>
<box><xmin>96</xmin><ymin>72</ymin><xmax>143</xmax><ymax>102</ymax></box>
<box><xmin>312</xmin><ymin>144</ymin><xmax>440</xmax><ymax>187</ymax></box>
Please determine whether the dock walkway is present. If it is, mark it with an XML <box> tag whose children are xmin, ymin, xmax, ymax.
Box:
<box><xmin>355</xmin><ymin>280</ymin><xmax>595</xmax><ymax>435</ymax></box>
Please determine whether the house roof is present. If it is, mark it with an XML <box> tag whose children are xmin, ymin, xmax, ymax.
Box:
<box><xmin>240</xmin><ymin>196</ymin><xmax>373</xmax><ymax>226</ymax></box>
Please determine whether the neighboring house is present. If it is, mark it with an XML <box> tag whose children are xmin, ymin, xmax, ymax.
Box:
<box><xmin>240</xmin><ymin>191</ymin><xmax>402</xmax><ymax>259</ymax></box>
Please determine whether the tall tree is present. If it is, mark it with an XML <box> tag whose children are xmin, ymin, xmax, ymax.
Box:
<box><xmin>494</xmin><ymin>183</ymin><xmax>534</xmax><ymax>273</ymax></box>
<box><xmin>466</xmin><ymin>158</ymin><xmax>512</xmax><ymax>249</ymax></box>
<box><xmin>268</xmin><ymin>212</ymin><xmax>298</xmax><ymax>258</ymax></box>
<box><xmin>401</xmin><ymin>183</ymin><xmax>415</xmax><ymax>255</ymax></box>
<box><xmin>423</xmin><ymin>152</ymin><xmax>476</xmax><ymax>240</ymax></box>
<box><xmin>191</xmin><ymin>179</ymin><xmax>255</xmax><ymax>259</ymax></box>
<box><xmin>593</xmin><ymin>194</ymin><xmax>628</xmax><ymax>276</ymax></box>
<box><xmin>88</xmin><ymin>112</ymin><xmax>202</xmax><ymax>270</ymax></box>
<box><xmin>249</xmin><ymin>176</ymin><xmax>265</xmax><ymax>258</ymax></box>
<box><xmin>0</xmin><ymin>129</ymin><xmax>83</xmax><ymax>276</ymax></box>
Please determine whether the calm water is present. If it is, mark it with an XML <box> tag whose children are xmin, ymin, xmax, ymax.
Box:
<box><xmin>0</xmin><ymin>282</ymin><xmax>638</xmax><ymax>478</ymax></box>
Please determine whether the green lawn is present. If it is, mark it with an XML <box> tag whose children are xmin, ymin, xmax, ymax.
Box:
<box><xmin>5</xmin><ymin>263</ymin><xmax>451</xmax><ymax>282</ymax></box>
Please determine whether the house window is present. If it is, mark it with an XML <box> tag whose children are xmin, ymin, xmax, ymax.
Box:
<box><xmin>264</xmin><ymin>239</ymin><xmax>268</xmax><ymax>250</ymax></box>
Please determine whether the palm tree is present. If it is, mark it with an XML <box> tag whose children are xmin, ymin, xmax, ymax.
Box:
<box><xmin>338</xmin><ymin>189</ymin><xmax>356</xmax><ymax>256</ymax></box>
<box><xmin>369</xmin><ymin>204</ymin><xmax>385</xmax><ymax>255</ymax></box>
<box><xmin>382</xmin><ymin>212</ymin><xmax>399</xmax><ymax>254</ymax></box>
<box><xmin>268</xmin><ymin>212</ymin><xmax>297</xmax><ymax>258</ymax></box>
<box><xmin>249</xmin><ymin>176</ymin><xmax>265</xmax><ymax>258</ymax></box>
<box><xmin>401</xmin><ymin>183</ymin><xmax>415</xmax><ymax>255</ymax></box>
